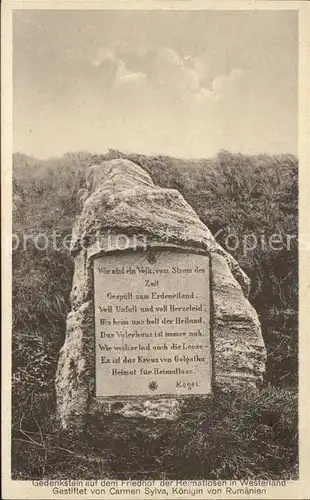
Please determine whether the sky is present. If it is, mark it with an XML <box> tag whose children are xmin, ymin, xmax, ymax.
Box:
<box><xmin>13</xmin><ymin>9</ymin><xmax>298</xmax><ymax>159</ymax></box>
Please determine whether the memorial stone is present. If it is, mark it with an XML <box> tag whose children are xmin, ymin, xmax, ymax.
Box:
<box><xmin>56</xmin><ymin>159</ymin><xmax>267</xmax><ymax>429</ymax></box>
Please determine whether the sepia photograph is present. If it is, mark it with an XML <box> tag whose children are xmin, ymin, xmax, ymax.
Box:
<box><xmin>2</xmin><ymin>2</ymin><xmax>309</xmax><ymax>499</ymax></box>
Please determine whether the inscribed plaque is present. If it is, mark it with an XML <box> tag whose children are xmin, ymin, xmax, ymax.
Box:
<box><xmin>94</xmin><ymin>251</ymin><xmax>211</xmax><ymax>397</ymax></box>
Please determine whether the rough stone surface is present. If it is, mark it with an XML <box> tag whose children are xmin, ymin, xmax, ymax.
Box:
<box><xmin>211</xmin><ymin>253</ymin><xmax>266</xmax><ymax>390</ymax></box>
<box><xmin>72</xmin><ymin>159</ymin><xmax>250</xmax><ymax>296</ymax></box>
<box><xmin>56</xmin><ymin>159</ymin><xmax>267</xmax><ymax>428</ymax></box>
<box><xmin>91</xmin><ymin>398</ymin><xmax>181</xmax><ymax>421</ymax></box>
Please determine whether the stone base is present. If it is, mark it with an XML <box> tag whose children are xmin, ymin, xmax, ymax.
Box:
<box><xmin>91</xmin><ymin>398</ymin><xmax>181</xmax><ymax>420</ymax></box>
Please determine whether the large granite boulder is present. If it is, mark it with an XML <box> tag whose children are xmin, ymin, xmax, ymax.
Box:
<box><xmin>56</xmin><ymin>159</ymin><xmax>266</xmax><ymax>429</ymax></box>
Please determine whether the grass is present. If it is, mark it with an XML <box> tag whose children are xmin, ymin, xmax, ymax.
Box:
<box><xmin>12</xmin><ymin>387</ymin><xmax>298</xmax><ymax>480</ymax></box>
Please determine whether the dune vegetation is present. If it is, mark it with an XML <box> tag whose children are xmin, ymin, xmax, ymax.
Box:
<box><xmin>12</xmin><ymin>149</ymin><xmax>298</xmax><ymax>479</ymax></box>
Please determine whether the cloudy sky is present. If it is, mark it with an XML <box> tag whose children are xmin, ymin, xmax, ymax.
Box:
<box><xmin>13</xmin><ymin>9</ymin><xmax>298</xmax><ymax>159</ymax></box>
